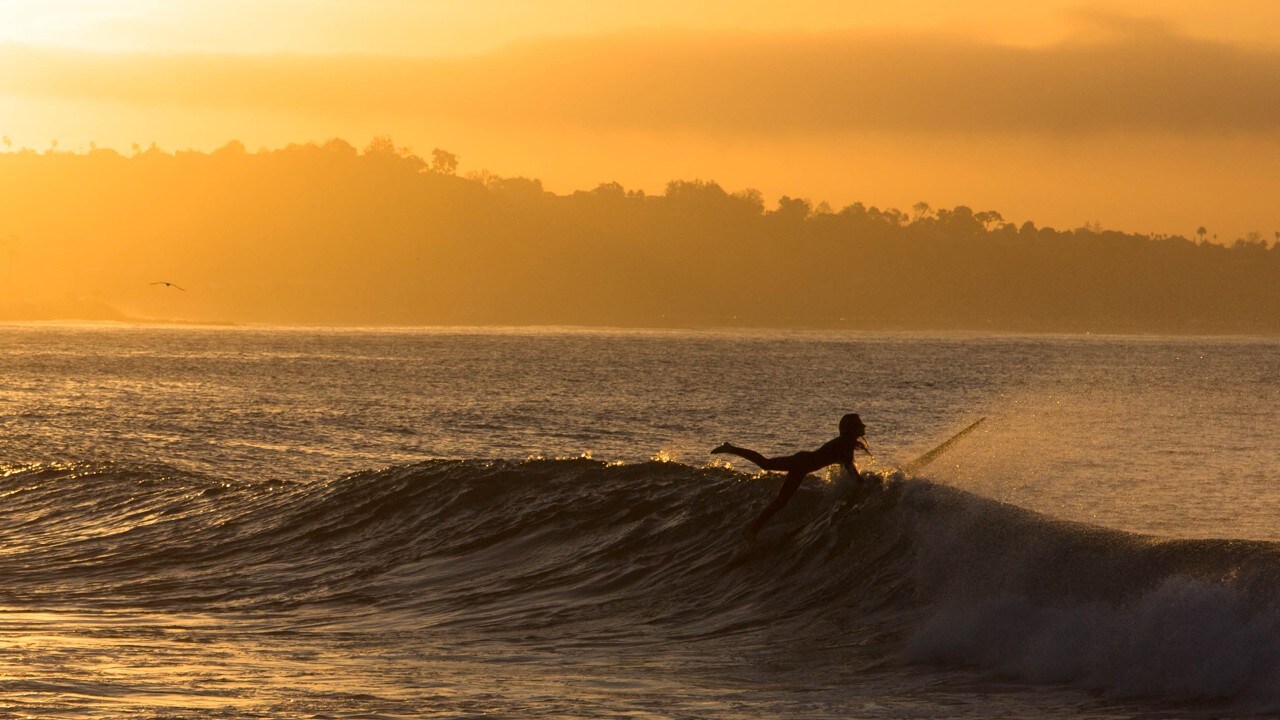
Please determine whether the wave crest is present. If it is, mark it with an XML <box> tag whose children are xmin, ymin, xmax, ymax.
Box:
<box><xmin>3</xmin><ymin>457</ymin><xmax>1280</xmax><ymax>707</ymax></box>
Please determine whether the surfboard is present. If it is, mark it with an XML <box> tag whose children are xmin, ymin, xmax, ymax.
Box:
<box><xmin>897</xmin><ymin>417</ymin><xmax>986</xmax><ymax>474</ymax></box>
<box><xmin>822</xmin><ymin>416</ymin><xmax>987</xmax><ymax>521</ymax></box>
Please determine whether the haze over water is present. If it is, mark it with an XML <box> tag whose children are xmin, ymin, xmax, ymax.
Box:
<box><xmin>2</xmin><ymin>324</ymin><xmax>1278</xmax><ymax>718</ymax></box>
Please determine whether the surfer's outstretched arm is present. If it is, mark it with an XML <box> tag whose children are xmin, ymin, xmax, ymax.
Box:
<box><xmin>746</xmin><ymin>471</ymin><xmax>806</xmax><ymax>539</ymax></box>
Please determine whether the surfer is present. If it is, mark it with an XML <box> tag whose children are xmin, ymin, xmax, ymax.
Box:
<box><xmin>712</xmin><ymin>413</ymin><xmax>870</xmax><ymax>539</ymax></box>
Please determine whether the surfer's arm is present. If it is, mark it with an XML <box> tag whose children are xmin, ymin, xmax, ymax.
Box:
<box><xmin>842</xmin><ymin>460</ymin><xmax>859</xmax><ymax>481</ymax></box>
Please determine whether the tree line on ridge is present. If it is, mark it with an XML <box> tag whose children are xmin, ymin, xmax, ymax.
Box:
<box><xmin>0</xmin><ymin>137</ymin><xmax>1275</xmax><ymax>333</ymax></box>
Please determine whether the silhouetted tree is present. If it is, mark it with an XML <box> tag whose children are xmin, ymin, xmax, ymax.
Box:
<box><xmin>431</xmin><ymin>148</ymin><xmax>459</xmax><ymax>175</ymax></box>
<box><xmin>321</xmin><ymin>138</ymin><xmax>357</xmax><ymax>157</ymax></box>
<box><xmin>911</xmin><ymin>201</ymin><xmax>932</xmax><ymax>222</ymax></box>
<box><xmin>733</xmin><ymin>188</ymin><xmax>765</xmax><ymax>214</ymax></box>
<box><xmin>364</xmin><ymin>135</ymin><xmax>397</xmax><ymax>155</ymax></box>
<box><xmin>212</xmin><ymin>140</ymin><xmax>247</xmax><ymax>158</ymax></box>
<box><xmin>590</xmin><ymin>181</ymin><xmax>626</xmax><ymax>199</ymax></box>
<box><xmin>773</xmin><ymin>196</ymin><xmax>811</xmax><ymax>222</ymax></box>
<box><xmin>975</xmin><ymin>210</ymin><xmax>1003</xmax><ymax>230</ymax></box>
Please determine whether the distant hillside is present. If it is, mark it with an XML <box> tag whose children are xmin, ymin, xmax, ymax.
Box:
<box><xmin>1</xmin><ymin>139</ymin><xmax>1276</xmax><ymax>333</ymax></box>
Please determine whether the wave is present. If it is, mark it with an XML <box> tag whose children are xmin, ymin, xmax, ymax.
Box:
<box><xmin>2</xmin><ymin>457</ymin><xmax>1280</xmax><ymax>708</ymax></box>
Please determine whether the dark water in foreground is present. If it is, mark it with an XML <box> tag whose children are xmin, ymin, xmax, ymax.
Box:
<box><xmin>1</xmin><ymin>324</ymin><xmax>1278</xmax><ymax>718</ymax></box>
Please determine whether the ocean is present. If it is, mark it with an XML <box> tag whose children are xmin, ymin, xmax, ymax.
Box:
<box><xmin>1</xmin><ymin>323</ymin><xmax>1278</xmax><ymax>718</ymax></box>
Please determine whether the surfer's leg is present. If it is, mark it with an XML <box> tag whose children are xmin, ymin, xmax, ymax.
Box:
<box><xmin>746</xmin><ymin>470</ymin><xmax>806</xmax><ymax>539</ymax></box>
<box><xmin>711</xmin><ymin>443</ymin><xmax>789</xmax><ymax>471</ymax></box>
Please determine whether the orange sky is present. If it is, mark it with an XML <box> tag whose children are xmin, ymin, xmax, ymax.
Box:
<box><xmin>2</xmin><ymin>1</ymin><xmax>1279</xmax><ymax>240</ymax></box>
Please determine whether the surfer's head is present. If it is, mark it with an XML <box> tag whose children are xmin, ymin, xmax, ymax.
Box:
<box><xmin>839</xmin><ymin>413</ymin><xmax>865</xmax><ymax>439</ymax></box>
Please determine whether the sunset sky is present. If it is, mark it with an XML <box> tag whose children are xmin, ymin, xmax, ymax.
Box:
<box><xmin>3</xmin><ymin>0</ymin><xmax>1279</xmax><ymax>240</ymax></box>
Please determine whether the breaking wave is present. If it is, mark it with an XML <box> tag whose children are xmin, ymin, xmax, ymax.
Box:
<box><xmin>3</xmin><ymin>458</ymin><xmax>1279</xmax><ymax>710</ymax></box>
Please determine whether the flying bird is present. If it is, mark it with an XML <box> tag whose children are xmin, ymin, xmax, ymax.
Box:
<box><xmin>150</xmin><ymin>281</ymin><xmax>186</xmax><ymax>291</ymax></box>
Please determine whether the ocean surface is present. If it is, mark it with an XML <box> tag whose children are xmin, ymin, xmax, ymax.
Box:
<box><xmin>1</xmin><ymin>323</ymin><xmax>1278</xmax><ymax>718</ymax></box>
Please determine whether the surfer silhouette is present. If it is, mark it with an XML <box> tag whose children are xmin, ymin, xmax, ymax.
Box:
<box><xmin>712</xmin><ymin>413</ymin><xmax>869</xmax><ymax>539</ymax></box>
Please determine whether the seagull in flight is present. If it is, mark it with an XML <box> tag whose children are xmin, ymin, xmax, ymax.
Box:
<box><xmin>150</xmin><ymin>281</ymin><xmax>186</xmax><ymax>291</ymax></box>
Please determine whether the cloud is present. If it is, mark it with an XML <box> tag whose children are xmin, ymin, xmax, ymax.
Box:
<box><xmin>3</xmin><ymin>17</ymin><xmax>1279</xmax><ymax>137</ymax></box>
